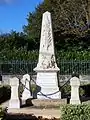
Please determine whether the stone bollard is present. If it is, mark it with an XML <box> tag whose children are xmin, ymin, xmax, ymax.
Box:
<box><xmin>70</xmin><ymin>77</ymin><xmax>81</xmax><ymax>105</ymax></box>
<box><xmin>21</xmin><ymin>74</ymin><xmax>32</xmax><ymax>105</ymax></box>
<box><xmin>9</xmin><ymin>77</ymin><xmax>20</xmax><ymax>108</ymax></box>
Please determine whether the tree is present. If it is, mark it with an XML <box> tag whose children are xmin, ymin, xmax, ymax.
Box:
<box><xmin>85</xmin><ymin>0</ymin><xmax>90</xmax><ymax>27</ymax></box>
<box><xmin>0</xmin><ymin>31</ymin><xmax>27</xmax><ymax>50</ymax></box>
<box><xmin>23</xmin><ymin>0</ymin><xmax>90</xmax><ymax>51</ymax></box>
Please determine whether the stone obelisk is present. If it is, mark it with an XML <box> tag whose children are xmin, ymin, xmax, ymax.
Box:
<box><xmin>34</xmin><ymin>11</ymin><xmax>61</xmax><ymax>99</ymax></box>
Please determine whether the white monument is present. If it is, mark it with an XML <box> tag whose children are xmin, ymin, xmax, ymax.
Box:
<box><xmin>34</xmin><ymin>11</ymin><xmax>61</xmax><ymax>99</ymax></box>
<box><xmin>70</xmin><ymin>77</ymin><xmax>81</xmax><ymax>104</ymax></box>
<box><xmin>21</xmin><ymin>74</ymin><xmax>32</xmax><ymax>104</ymax></box>
<box><xmin>9</xmin><ymin>77</ymin><xmax>20</xmax><ymax>108</ymax></box>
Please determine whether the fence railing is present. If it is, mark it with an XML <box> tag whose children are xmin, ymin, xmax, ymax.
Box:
<box><xmin>58</xmin><ymin>60</ymin><xmax>90</xmax><ymax>75</ymax></box>
<box><xmin>0</xmin><ymin>60</ymin><xmax>90</xmax><ymax>75</ymax></box>
<box><xmin>0</xmin><ymin>61</ymin><xmax>37</xmax><ymax>75</ymax></box>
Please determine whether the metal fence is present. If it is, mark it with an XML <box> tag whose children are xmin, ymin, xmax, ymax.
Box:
<box><xmin>0</xmin><ymin>61</ymin><xmax>37</xmax><ymax>75</ymax></box>
<box><xmin>58</xmin><ymin>60</ymin><xmax>90</xmax><ymax>75</ymax></box>
<box><xmin>0</xmin><ymin>60</ymin><xmax>90</xmax><ymax>75</ymax></box>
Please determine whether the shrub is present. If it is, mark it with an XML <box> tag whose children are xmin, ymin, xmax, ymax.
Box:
<box><xmin>0</xmin><ymin>49</ymin><xmax>90</xmax><ymax>61</ymax></box>
<box><xmin>31</xmin><ymin>84</ymin><xmax>41</xmax><ymax>99</ymax></box>
<box><xmin>80</xmin><ymin>84</ymin><xmax>90</xmax><ymax>97</ymax></box>
<box><xmin>56</xmin><ymin>50</ymin><xmax>90</xmax><ymax>61</ymax></box>
<box><xmin>0</xmin><ymin>48</ymin><xmax>38</xmax><ymax>61</ymax></box>
<box><xmin>61</xmin><ymin>83</ymin><xmax>85</xmax><ymax>98</ymax></box>
<box><xmin>0</xmin><ymin>106</ymin><xmax>7</xmax><ymax>120</ymax></box>
<box><xmin>60</xmin><ymin>83</ymin><xmax>71</xmax><ymax>98</ymax></box>
<box><xmin>0</xmin><ymin>85</ymin><xmax>11</xmax><ymax>104</ymax></box>
<box><xmin>61</xmin><ymin>104</ymin><xmax>90</xmax><ymax>120</ymax></box>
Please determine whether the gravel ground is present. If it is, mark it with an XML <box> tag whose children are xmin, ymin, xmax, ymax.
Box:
<box><xmin>1</xmin><ymin>101</ymin><xmax>61</xmax><ymax>119</ymax></box>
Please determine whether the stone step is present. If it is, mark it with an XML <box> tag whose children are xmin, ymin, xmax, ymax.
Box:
<box><xmin>31</xmin><ymin>99</ymin><xmax>67</xmax><ymax>107</ymax></box>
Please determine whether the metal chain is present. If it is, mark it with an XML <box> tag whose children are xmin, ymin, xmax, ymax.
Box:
<box><xmin>30</xmin><ymin>77</ymin><xmax>60</xmax><ymax>99</ymax></box>
<box><xmin>20</xmin><ymin>75</ymin><xmax>71</xmax><ymax>99</ymax></box>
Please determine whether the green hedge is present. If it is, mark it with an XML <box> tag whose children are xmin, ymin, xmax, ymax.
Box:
<box><xmin>61</xmin><ymin>83</ymin><xmax>85</xmax><ymax>98</ymax></box>
<box><xmin>0</xmin><ymin>85</ymin><xmax>11</xmax><ymax>104</ymax></box>
<box><xmin>0</xmin><ymin>49</ymin><xmax>90</xmax><ymax>61</ymax></box>
<box><xmin>56</xmin><ymin>50</ymin><xmax>90</xmax><ymax>61</ymax></box>
<box><xmin>0</xmin><ymin>48</ymin><xmax>38</xmax><ymax>61</ymax></box>
<box><xmin>61</xmin><ymin>104</ymin><xmax>90</xmax><ymax>120</ymax></box>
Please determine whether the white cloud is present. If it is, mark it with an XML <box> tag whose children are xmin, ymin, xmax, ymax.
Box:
<box><xmin>0</xmin><ymin>0</ymin><xmax>15</xmax><ymax>5</ymax></box>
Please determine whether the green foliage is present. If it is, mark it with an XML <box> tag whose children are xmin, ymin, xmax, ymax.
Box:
<box><xmin>61</xmin><ymin>83</ymin><xmax>71</xmax><ymax>98</ymax></box>
<box><xmin>61</xmin><ymin>83</ymin><xmax>85</xmax><ymax>98</ymax></box>
<box><xmin>0</xmin><ymin>107</ymin><xmax>6</xmax><ymax>119</ymax></box>
<box><xmin>0</xmin><ymin>31</ymin><xmax>39</xmax><ymax>61</ymax></box>
<box><xmin>0</xmin><ymin>1</ymin><xmax>90</xmax><ymax>62</ymax></box>
<box><xmin>0</xmin><ymin>31</ymin><xmax>30</xmax><ymax>61</ymax></box>
<box><xmin>0</xmin><ymin>85</ymin><xmax>11</xmax><ymax>104</ymax></box>
<box><xmin>31</xmin><ymin>84</ymin><xmax>37</xmax><ymax>92</ymax></box>
<box><xmin>61</xmin><ymin>104</ymin><xmax>90</xmax><ymax>120</ymax></box>
<box><xmin>0</xmin><ymin>31</ymin><xmax>27</xmax><ymax>50</ymax></box>
<box><xmin>23</xmin><ymin>0</ymin><xmax>90</xmax><ymax>52</ymax></box>
<box><xmin>79</xmin><ymin>87</ymin><xmax>85</xmax><ymax>97</ymax></box>
<box><xmin>30</xmin><ymin>84</ymin><xmax>37</xmax><ymax>98</ymax></box>
<box><xmin>58</xmin><ymin>59</ymin><xmax>90</xmax><ymax>75</ymax></box>
<box><xmin>0</xmin><ymin>59</ymin><xmax>89</xmax><ymax>75</ymax></box>
<box><xmin>56</xmin><ymin>50</ymin><xmax>90</xmax><ymax>61</ymax></box>
<box><xmin>0</xmin><ymin>48</ymin><xmax>38</xmax><ymax>61</ymax></box>
<box><xmin>0</xmin><ymin>49</ymin><xmax>90</xmax><ymax>61</ymax></box>
<box><xmin>80</xmin><ymin>84</ymin><xmax>90</xmax><ymax>97</ymax></box>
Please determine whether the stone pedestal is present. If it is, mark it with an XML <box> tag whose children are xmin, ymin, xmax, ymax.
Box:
<box><xmin>9</xmin><ymin>77</ymin><xmax>20</xmax><ymax>108</ymax></box>
<box><xmin>36</xmin><ymin>71</ymin><xmax>61</xmax><ymax>99</ymax></box>
<box><xmin>70</xmin><ymin>77</ymin><xmax>81</xmax><ymax>104</ymax></box>
<box><xmin>21</xmin><ymin>74</ymin><xmax>32</xmax><ymax>104</ymax></box>
<box><xmin>34</xmin><ymin>11</ymin><xmax>61</xmax><ymax>99</ymax></box>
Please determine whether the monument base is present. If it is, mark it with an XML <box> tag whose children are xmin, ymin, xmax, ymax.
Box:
<box><xmin>37</xmin><ymin>91</ymin><xmax>61</xmax><ymax>99</ymax></box>
<box><xmin>32</xmin><ymin>99</ymin><xmax>67</xmax><ymax>107</ymax></box>
<box><xmin>70</xmin><ymin>99</ymin><xmax>81</xmax><ymax>105</ymax></box>
<box><xmin>36</xmin><ymin>71</ymin><xmax>61</xmax><ymax>99</ymax></box>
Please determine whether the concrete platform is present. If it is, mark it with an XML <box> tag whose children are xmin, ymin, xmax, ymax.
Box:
<box><xmin>32</xmin><ymin>99</ymin><xmax>67</xmax><ymax>107</ymax></box>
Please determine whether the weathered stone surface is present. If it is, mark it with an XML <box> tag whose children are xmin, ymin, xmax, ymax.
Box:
<box><xmin>32</xmin><ymin>99</ymin><xmax>67</xmax><ymax>107</ymax></box>
<box><xmin>36</xmin><ymin>72</ymin><xmax>61</xmax><ymax>99</ymax></box>
<box><xmin>70</xmin><ymin>77</ymin><xmax>81</xmax><ymax>104</ymax></box>
<box><xmin>34</xmin><ymin>11</ymin><xmax>61</xmax><ymax>99</ymax></box>
<box><xmin>34</xmin><ymin>11</ymin><xmax>59</xmax><ymax>71</ymax></box>
<box><xmin>9</xmin><ymin>77</ymin><xmax>20</xmax><ymax>108</ymax></box>
<box><xmin>21</xmin><ymin>74</ymin><xmax>32</xmax><ymax>104</ymax></box>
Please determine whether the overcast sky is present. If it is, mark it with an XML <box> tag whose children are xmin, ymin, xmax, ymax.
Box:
<box><xmin>0</xmin><ymin>0</ymin><xmax>43</xmax><ymax>33</ymax></box>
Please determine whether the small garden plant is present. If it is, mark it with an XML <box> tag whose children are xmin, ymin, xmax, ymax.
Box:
<box><xmin>61</xmin><ymin>104</ymin><xmax>90</xmax><ymax>120</ymax></box>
